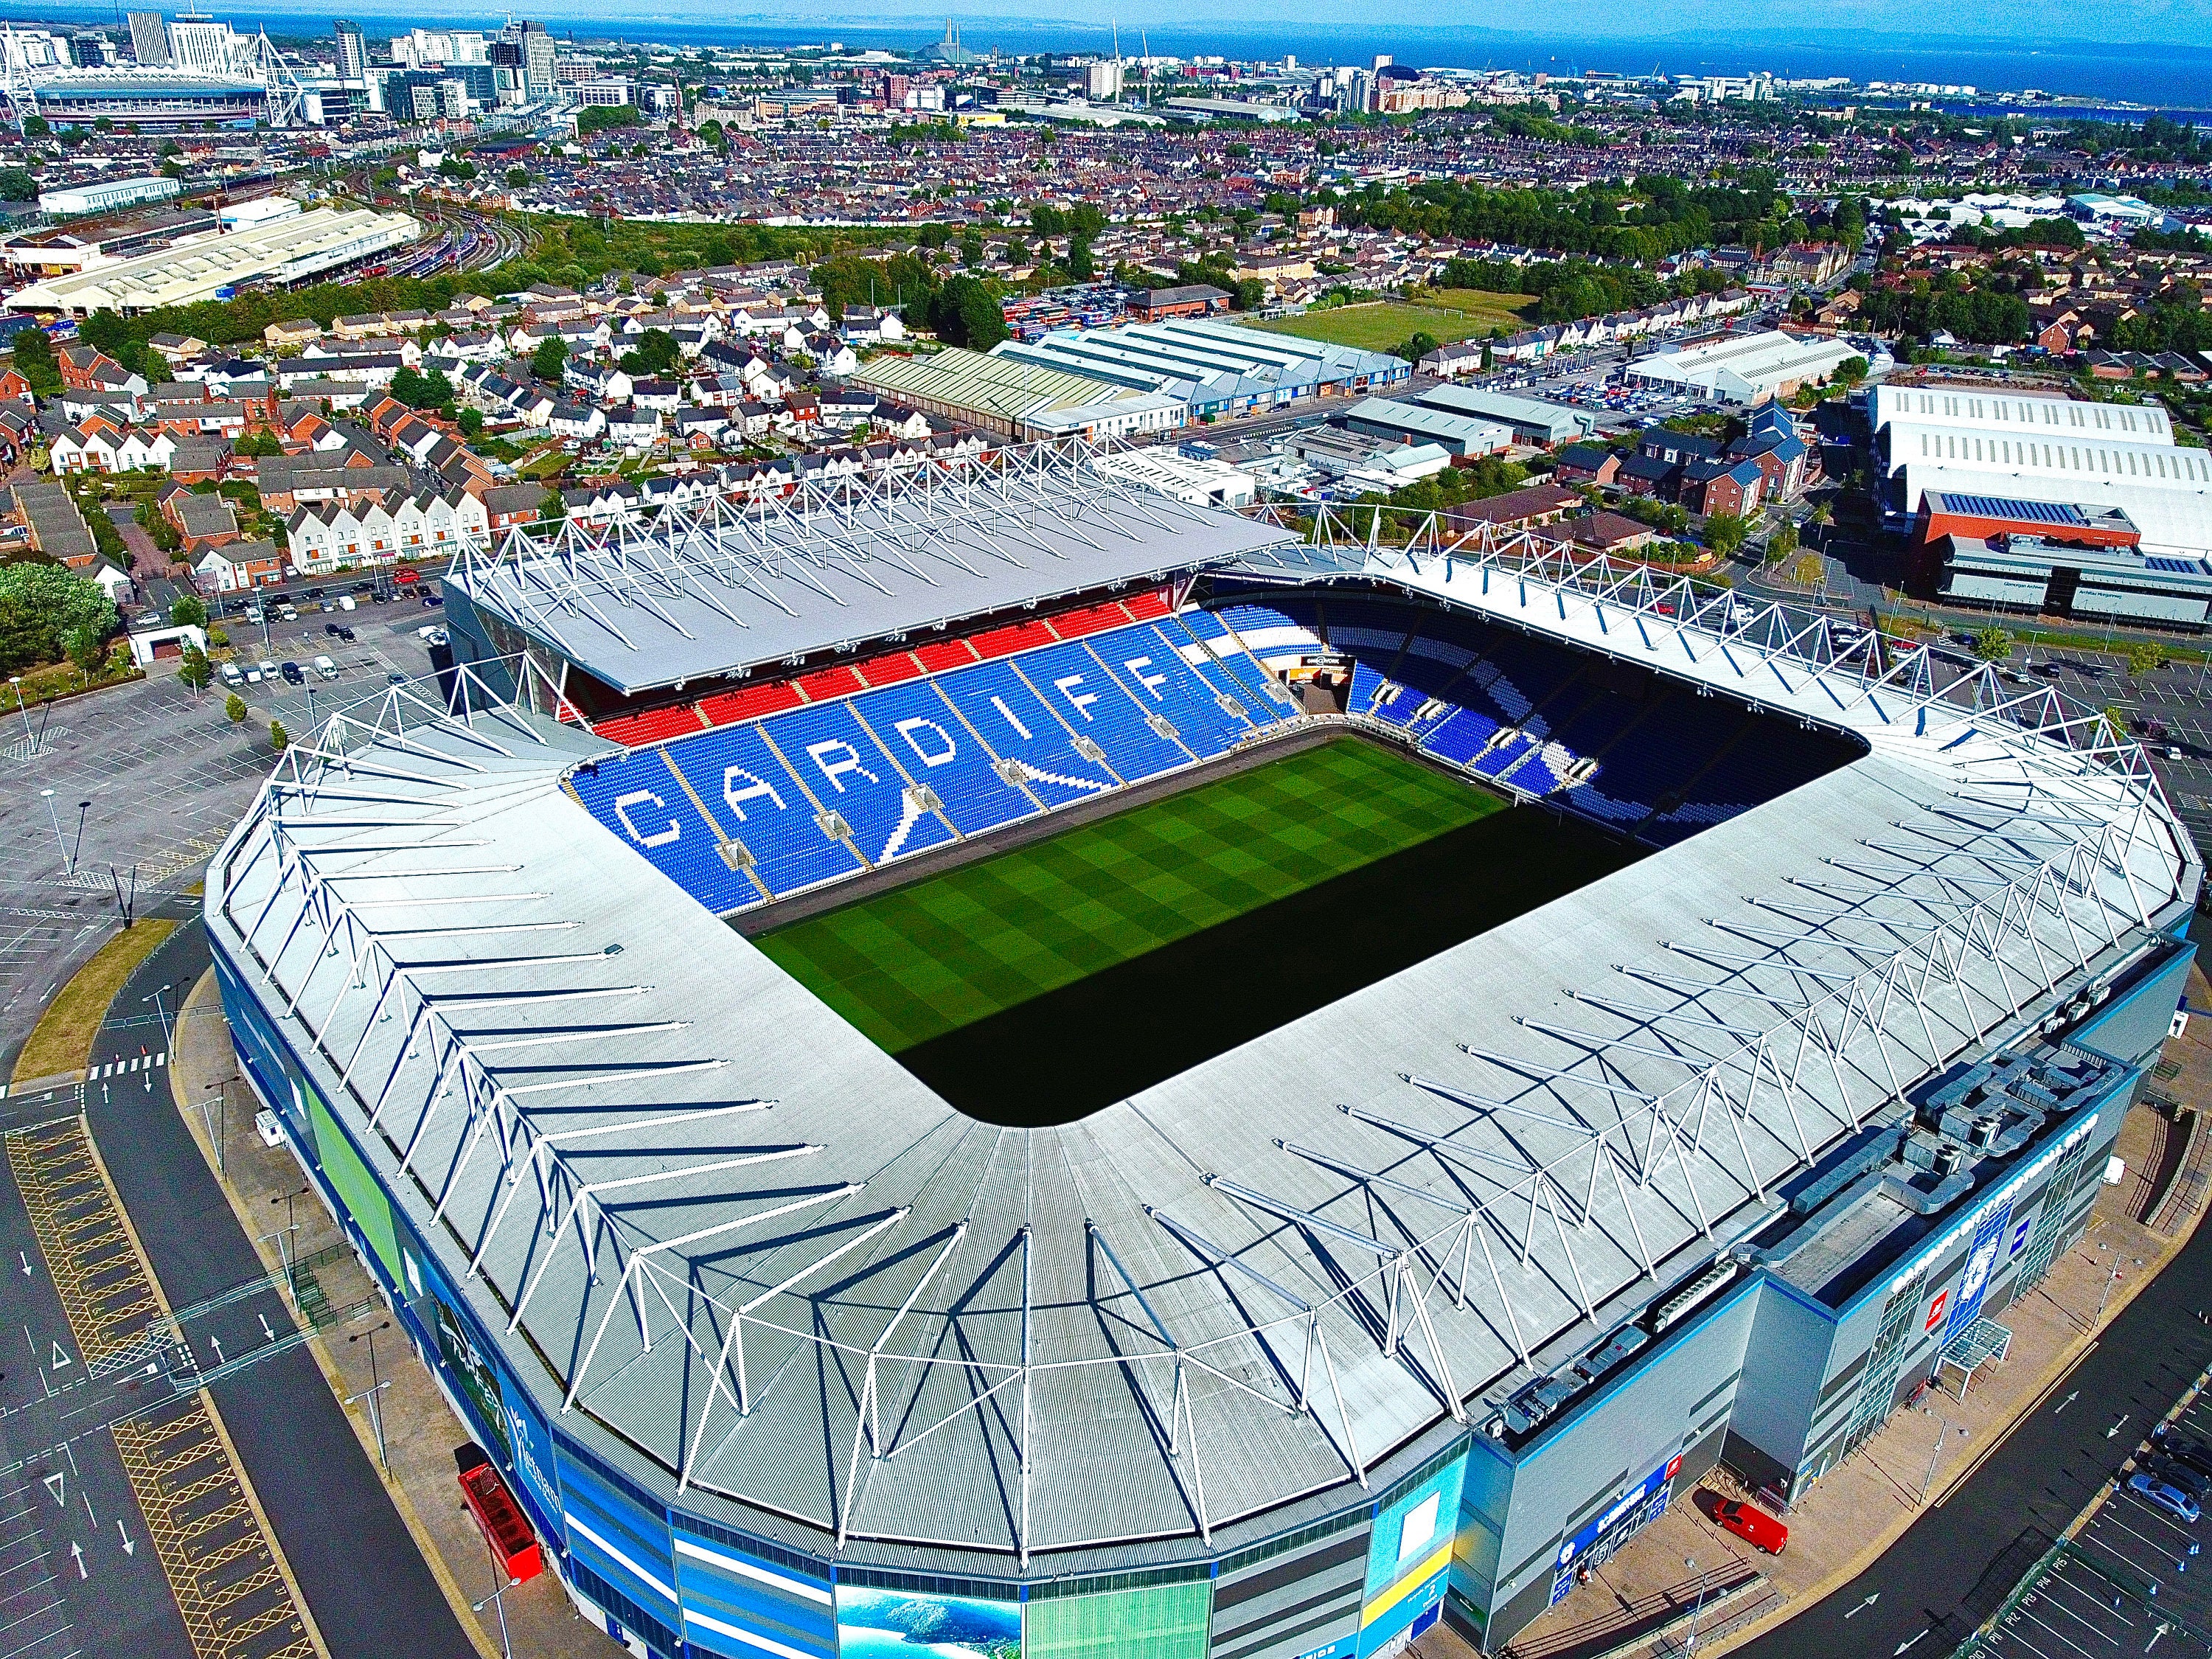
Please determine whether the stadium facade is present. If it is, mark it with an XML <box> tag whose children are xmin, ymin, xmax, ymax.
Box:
<box><xmin>207</xmin><ymin>445</ymin><xmax>2199</xmax><ymax>1659</ymax></box>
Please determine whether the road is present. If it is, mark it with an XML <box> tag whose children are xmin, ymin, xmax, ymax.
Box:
<box><xmin>86</xmin><ymin>916</ymin><xmax>475</xmax><ymax>1659</ymax></box>
<box><xmin>1736</xmin><ymin>1204</ymin><xmax>2212</xmax><ymax>1658</ymax></box>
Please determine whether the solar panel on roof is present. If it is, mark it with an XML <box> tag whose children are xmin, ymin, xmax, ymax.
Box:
<box><xmin>2144</xmin><ymin>556</ymin><xmax>2212</xmax><ymax>575</ymax></box>
<box><xmin>1933</xmin><ymin>493</ymin><xmax>2087</xmax><ymax>526</ymax></box>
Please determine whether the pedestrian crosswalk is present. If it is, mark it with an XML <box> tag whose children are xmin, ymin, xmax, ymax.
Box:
<box><xmin>89</xmin><ymin>1052</ymin><xmax>165</xmax><ymax>1081</ymax></box>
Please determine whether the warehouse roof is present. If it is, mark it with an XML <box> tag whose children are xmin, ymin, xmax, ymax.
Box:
<box><xmin>5</xmin><ymin>207</ymin><xmax>420</xmax><ymax>314</ymax></box>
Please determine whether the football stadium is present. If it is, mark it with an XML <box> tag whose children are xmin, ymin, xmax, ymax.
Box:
<box><xmin>206</xmin><ymin>441</ymin><xmax>2200</xmax><ymax>1659</ymax></box>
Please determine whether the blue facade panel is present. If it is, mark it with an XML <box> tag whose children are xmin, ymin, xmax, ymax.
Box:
<box><xmin>670</xmin><ymin>1524</ymin><xmax>835</xmax><ymax>1659</ymax></box>
<box><xmin>555</xmin><ymin>1450</ymin><xmax>682</xmax><ymax>1630</ymax></box>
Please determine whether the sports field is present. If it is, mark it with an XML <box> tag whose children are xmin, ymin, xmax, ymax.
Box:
<box><xmin>1241</xmin><ymin>289</ymin><xmax>1538</xmax><ymax>354</ymax></box>
<box><xmin>757</xmin><ymin>739</ymin><xmax>1636</xmax><ymax>1122</ymax></box>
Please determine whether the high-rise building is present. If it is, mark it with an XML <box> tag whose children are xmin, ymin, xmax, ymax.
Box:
<box><xmin>166</xmin><ymin>12</ymin><xmax>237</xmax><ymax>74</ymax></box>
<box><xmin>519</xmin><ymin>20</ymin><xmax>554</xmax><ymax>100</ymax></box>
<box><xmin>127</xmin><ymin>10</ymin><xmax>170</xmax><ymax>66</ymax></box>
<box><xmin>333</xmin><ymin>19</ymin><xmax>366</xmax><ymax>82</ymax></box>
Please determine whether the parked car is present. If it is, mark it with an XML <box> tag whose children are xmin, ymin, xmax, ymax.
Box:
<box><xmin>323</xmin><ymin>622</ymin><xmax>343</xmax><ymax>636</ymax></box>
<box><xmin>336</xmin><ymin>626</ymin><xmax>357</xmax><ymax>642</ymax></box>
<box><xmin>313</xmin><ymin>655</ymin><xmax>338</xmax><ymax>681</ymax></box>
<box><xmin>421</xmin><ymin>591</ymin><xmax>444</xmax><ymax>607</ymax></box>
<box><xmin>2129</xmin><ymin>1471</ymin><xmax>2201</xmax><ymax>1524</ymax></box>
<box><xmin>394</xmin><ymin>568</ymin><xmax>421</xmax><ymax>586</ymax></box>
<box><xmin>2153</xmin><ymin>1427</ymin><xmax>2212</xmax><ymax>1481</ymax></box>
<box><xmin>387</xmin><ymin>670</ymin><xmax>408</xmax><ymax>685</ymax></box>
<box><xmin>2146</xmin><ymin>1455</ymin><xmax>2210</xmax><ymax>1500</ymax></box>
<box><xmin>219</xmin><ymin>661</ymin><xmax>243</xmax><ymax>686</ymax></box>
<box><xmin>1714</xmin><ymin>1499</ymin><xmax>1787</xmax><ymax>1554</ymax></box>
<box><xmin>279</xmin><ymin>661</ymin><xmax>305</xmax><ymax>686</ymax></box>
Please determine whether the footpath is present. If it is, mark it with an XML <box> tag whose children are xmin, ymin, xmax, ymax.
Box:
<box><xmin>167</xmin><ymin>967</ymin><xmax>622</xmax><ymax>1659</ymax></box>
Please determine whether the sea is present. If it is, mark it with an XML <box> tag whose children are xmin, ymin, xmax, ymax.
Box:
<box><xmin>9</xmin><ymin>5</ymin><xmax>2211</xmax><ymax>113</ymax></box>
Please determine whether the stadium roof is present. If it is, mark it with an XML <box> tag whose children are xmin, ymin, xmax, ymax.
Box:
<box><xmin>212</xmin><ymin>504</ymin><xmax>2195</xmax><ymax>1575</ymax></box>
<box><xmin>445</xmin><ymin>442</ymin><xmax>1301</xmax><ymax>694</ymax></box>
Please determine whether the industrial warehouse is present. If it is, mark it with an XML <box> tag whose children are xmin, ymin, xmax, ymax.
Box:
<box><xmin>205</xmin><ymin>442</ymin><xmax>2197</xmax><ymax>1659</ymax></box>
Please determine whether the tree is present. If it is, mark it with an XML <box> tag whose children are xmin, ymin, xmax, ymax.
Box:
<box><xmin>0</xmin><ymin>168</ymin><xmax>35</xmax><ymax>204</ymax></box>
<box><xmin>1764</xmin><ymin>522</ymin><xmax>1799</xmax><ymax>565</ymax></box>
<box><xmin>1972</xmin><ymin>625</ymin><xmax>2014</xmax><ymax>663</ymax></box>
<box><xmin>1834</xmin><ymin>355</ymin><xmax>1869</xmax><ymax>387</ymax></box>
<box><xmin>1703</xmin><ymin>512</ymin><xmax>1750</xmax><ymax>560</ymax></box>
<box><xmin>168</xmin><ymin>594</ymin><xmax>207</xmax><ymax>628</ymax></box>
<box><xmin>505</xmin><ymin>166</ymin><xmax>529</xmax><ymax>188</ymax></box>
<box><xmin>616</xmin><ymin>327</ymin><xmax>680</xmax><ymax>376</ymax></box>
<box><xmin>268</xmin><ymin>719</ymin><xmax>288</xmax><ymax>751</ymax></box>
<box><xmin>538</xmin><ymin>490</ymin><xmax>568</xmax><ymax>522</ymax></box>
<box><xmin>458</xmin><ymin>407</ymin><xmax>484</xmax><ymax>437</ymax></box>
<box><xmin>2127</xmin><ymin>639</ymin><xmax>2168</xmax><ymax>676</ymax></box>
<box><xmin>21</xmin><ymin>116</ymin><xmax>47</xmax><ymax>138</ymax></box>
<box><xmin>10</xmin><ymin>324</ymin><xmax>54</xmax><ymax>389</ymax></box>
<box><xmin>225</xmin><ymin>692</ymin><xmax>247</xmax><ymax>723</ymax></box>
<box><xmin>0</xmin><ymin>563</ymin><xmax>117</xmax><ymax>673</ymax></box>
<box><xmin>63</xmin><ymin>622</ymin><xmax>108</xmax><ymax>673</ymax></box>
<box><xmin>175</xmin><ymin>643</ymin><xmax>212</xmax><ymax>689</ymax></box>
<box><xmin>531</xmin><ymin>338</ymin><xmax>568</xmax><ymax>381</ymax></box>
<box><xmin>928</xmin><ymin>276</ymin><xmax>1006</xmax><ymax>349</ymax></box>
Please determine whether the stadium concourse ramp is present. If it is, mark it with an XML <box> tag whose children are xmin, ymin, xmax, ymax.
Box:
<box><xmin>202</xmin><ymin>525</ymin><xmax>2199</xmax><ymax>1659</ymax></box>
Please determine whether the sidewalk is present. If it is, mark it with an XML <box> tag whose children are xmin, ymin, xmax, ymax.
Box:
<box><xmin>169</xmin><ymin>969</ymin><xmax>621</xmax><ymax>1659</ymax></box>
<box><xmin>1413</xmin><ymin>983</ymin><xmax>2212</xmax><ymax>1659</ymax></box>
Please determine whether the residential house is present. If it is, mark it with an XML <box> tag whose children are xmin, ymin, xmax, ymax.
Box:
<box><xmin>194</xmin><ymin>538</ymin><xmax>285</xmax><ymax>592</ymax></box>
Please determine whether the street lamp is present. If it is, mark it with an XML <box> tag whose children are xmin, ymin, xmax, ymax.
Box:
<box><xmin>1683</xmin><ymin>1557</ymin><xmax>1708</xmax><ymax>1658</ymax></box>
<box><xmin>203</xmin><ymin>1080</ymin><xmax>227</xmax><ymax>1175</ymax></box>
<box><xmin>7</xmin><ymin>675</ymin><xmax>32</xmax><ymax>751</ymax></box>
<box><xmin>39</xmin><ymin>790</ymin><xmax>66</xmax><ymax>871</ymax></box>
<box><xmin>142</xmin><ymin>976</ymin><xmax>182</xmax><ymax>1053</ymax></box>
<box><xmin>347</xmin><ymin>1319</ymin><xmax>393</xmax><ymax>1475</ymax></box>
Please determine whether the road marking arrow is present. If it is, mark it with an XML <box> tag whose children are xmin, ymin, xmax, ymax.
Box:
<box><xmin>69</xmin><ymin>1541</ymin><xmax>84</xmax><ymax>1579</ymax></box>
<box><xmin>258</xmin><ymin>1314</ymin><xmax>275</xmax><ymax>1344</ymax></box>
<box><xmin>17</xmin><ymin>1251</ymin><xmax>29</xmax><ymax>1276</ymax></box>
<box><xmin>2056</xmin><ymin>1391</ymin><xmax>2079</xmax><ymax>1414</ymax></box>
<box><xmin>1846</xmin><ymin>1593</ymin><xmax>1881</xmax><ymax>1618</ymax></box>
<box><xmin>209</xmin><ymin>1335</ymin><xmax>223</xmax><ymax>1366</ymax></box>
<box><xmin>116</xmin><ymin>1520</ymin><xmax>132</xmax><ymax>1557</ymax></box>
<box><xmin>2110</xmin><ymin>1414</ymin><xmax>2132</xmax><ymax>1439</ymax></box>
<box><xmin>1896</xmin><ymin>1631</ymin><xmax>1930</xmax><ymax>1655</ymax></box>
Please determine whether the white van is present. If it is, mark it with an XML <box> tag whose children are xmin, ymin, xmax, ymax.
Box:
<box><xmin>313</xmin><ymin>655</ymin><xmax>338</xmax><ymax>680</ymax></box>
<box><xmin>336</xmin><ymin>595</ymin><xmax>357</xmax><ymax>611</ymax></box>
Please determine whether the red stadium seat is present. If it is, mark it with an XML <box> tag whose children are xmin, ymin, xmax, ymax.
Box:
<box><xmin>592</xmin><ymin>705</ymin><xmax>706</xmax><ymax>746</ymax></box>
<box><xmin>914</xmin><ymin>638</ymin><xmax>978</xmax><ymax>672</ymax></box>
<box><xmin>1123</xmin><ymin>589</ymin><xmax>1172</xmax><ymax>621</ymax></box>
<box><xmin>855</xmin><ymin>651</ymin><xmax>923</xmax><ymax>686</ymax></box>
<box><xmin>969</xmin><ymin>619</ymin><xmax>1058</xmax><ymax>660</ymax></box>
<box><xmin>698</xmin><ymin>681</ymin><xmax>804</xmax><ymax>726</ymax></box>
<box><xmin>796</xmin><ymin>664</ymin><xmax>865</xmax><ymax>701</ymax></box>
<box><xmin>1046</xmin><ymin>602</ymin><xmax>1133</xmax><ymax>640</ymax></box>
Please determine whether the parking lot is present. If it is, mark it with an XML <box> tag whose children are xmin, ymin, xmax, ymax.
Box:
<box><xmin>0</xmin><ymin>596</ymin><xmax>445</xmax><ymax>1074</ymax></box>
<box><xmin>206</xmin><ymin>582</ymin><xmax>449</xmax><ymax>739</ymax></box>
<box><xmin>1973</xmin><ymin>1377</ymin><xmax>2212</xmax><ymax>1659</ymax></box>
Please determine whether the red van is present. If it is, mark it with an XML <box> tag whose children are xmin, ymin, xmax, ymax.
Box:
<box><xmin>1714</xmin><ymin>1498</ymin><xmax>1788</xmax><ymax>1555</ymax></box>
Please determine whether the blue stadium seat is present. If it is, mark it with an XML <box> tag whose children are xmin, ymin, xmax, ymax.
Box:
<box><xmin>934</xmin><ymin>661</ymin><xmax>1121</xmax><ymax>807</ymax></box>
<box><xmin>1474</xmin><ymin>730</ymin><xmax>1540</xmax><ymax>783</ymax></box>
<box><xmin>848</xmin><ymin>680</ymin><xmax>1040</xmax><ymax>839</ymax></box>
<box><xmin>1158</xmin><ymin>624</ymin><xmax>1285</xmax><ymax>728</ymax></box>
<box><xmin>1091</xmin><ymin>625</ymin><xmax>1254</xmax><ymax>755</ymax></box>
<box><xmin>1015</xmin><ymin>640</ymin><xmax>1192</xmax><ymax>783</ymax></box>
<box><xmin>1166</xmin><ymin>616</ymin><xmax>1298</xmax><ymax>721</ymax></box>
<box><xmin>662</xmin><ymin>724</ymin><xmax>867</xmax><ymax>898</ymax></box>
<box><xmin>760</xmin><ymin>702</ymin><xmax>957</xmax><ymax>869</ymax></box>
<box><xmin>1349</xmin><ymin>660</ymin><xmax>1393</xmax><ymax>719</ymax></box>
<box><xmin>1421</xmin><ymin>706</ymin><xmax>1503</xmax><ymax>769</ymax></box>
<box><xmin>568</xmin><ymin>752</ymin><xmax>765</xmax><ymax>915</ymax></box>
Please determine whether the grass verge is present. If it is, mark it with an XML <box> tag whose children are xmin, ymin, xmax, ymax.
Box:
<box><xmin>11</xmin><ymin>919</ymin><xmax>178</xmax><ymax>1085</ymax></box>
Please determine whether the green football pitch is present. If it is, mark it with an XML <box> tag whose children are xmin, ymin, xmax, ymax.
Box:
<box><xmin>754</xmin><ymin>738</ymin><xmax>1637</xmax><ymax>1122</ymax></box>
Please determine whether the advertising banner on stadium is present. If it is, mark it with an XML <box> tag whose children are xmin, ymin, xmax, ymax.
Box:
<box><xmin>1548</xmin><ymin>1454</ymin><xmax>1683</xmax><ymax>1608</ymax></box>
<box><xmin>834</xmin><ymin>1585</ymin><xmax>1021</xmax><ymax>1658</ymax></box>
